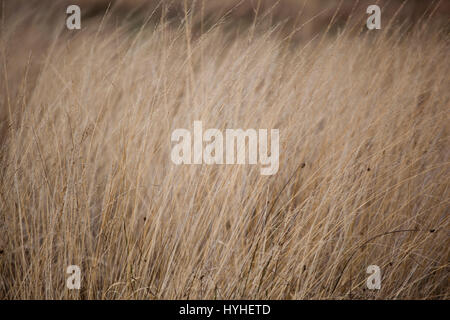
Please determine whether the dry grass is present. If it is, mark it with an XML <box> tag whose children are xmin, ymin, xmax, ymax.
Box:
<box><xmin>0</xmin><ymin>2</ymin><xmax>449</xmax><ymax>299</ymax></box>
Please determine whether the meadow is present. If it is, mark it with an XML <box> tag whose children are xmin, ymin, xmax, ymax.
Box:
<box><xmin>0</xmin><ymin>1</ymin><xmax>449</xmax><ymax>299</ymax></box>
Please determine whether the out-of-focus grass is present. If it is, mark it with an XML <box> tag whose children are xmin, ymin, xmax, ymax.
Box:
<box><xmin>0</xmin><ymin>1</ymin><xmax>449</xmax><ymax>299</ymax></box>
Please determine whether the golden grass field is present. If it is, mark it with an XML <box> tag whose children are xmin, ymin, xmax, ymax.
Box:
<box><xmin>0</xmin><ymin>1</ymin><xmax>449</xmax><ymax>299</ymax></box>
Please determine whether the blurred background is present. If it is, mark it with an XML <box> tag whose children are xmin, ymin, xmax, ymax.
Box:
<box><xmin>3</xmin><ymin>0</ymin><xmax>450</xmax><ymax>32</ymax></box>
<box><xmin>1</xmin><ymin>0</ymin><xmax>449</xmax><ymax>108</ymax></box>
